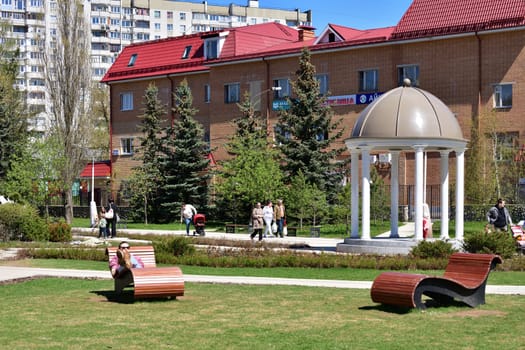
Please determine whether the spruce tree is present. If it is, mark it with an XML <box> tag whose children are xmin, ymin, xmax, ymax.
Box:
<box><xmin>128</xmin><ymin>84</ymin><xmax>166</xmax><ymax>223</ymax></box>
<box><xmin>275</xmin><ymin>47</ymin><xmax>345</xmax><ymax>200</ymax></box>
<box><xmin>159</xmin><ymin>79</ymin><xmax>210</xmax><ymax>219</ymax></box>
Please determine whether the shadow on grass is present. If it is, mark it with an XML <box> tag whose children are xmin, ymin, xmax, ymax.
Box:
<box><xmin>90</xmin><ymin>289</ymin><xmax>180</xmax><ymax>304</ymax></box>
<box><xmin>360</xmin><ymin>299</ymin><xmax>469</xmax><ymax>314</ymax></box>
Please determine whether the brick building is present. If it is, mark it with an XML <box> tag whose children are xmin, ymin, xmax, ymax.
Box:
<box><xmin>101</xmin><ymin>0</ymin><xmax>525</xmax><ymax>204</ymax></box>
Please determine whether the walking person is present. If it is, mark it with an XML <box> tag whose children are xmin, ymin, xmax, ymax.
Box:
<box><xmin>250</xmin><ymin>202</ymin><xmax>264</xmax><ymax>241</ymax></box>
<box><xmin>181</xmin><ymin>202</ymin><xmax>197</xmax><ymax>236</ymax></box>
<box><xmin>262</xmin><ymin>200</ymin><xmax>274</xmax><ymax>238</ymax></box>
<box><xmin>274</xmin><ymin>199</ymin><xmax>286</xmax><ymax>238</ymax></box>
<box><xmin>486</xmin><ymin>198</ymin><xmax>513</xmax><ymax>233</ymax></box>
<box><xmin>106</xmin><ymin>198</ymin><xmax>118</xmax><ymax>238</ymax></box>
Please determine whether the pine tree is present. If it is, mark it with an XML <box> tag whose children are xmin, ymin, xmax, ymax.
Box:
<box><xmin>275</xmin><ymin>47</ymin><xmax>346</xmax><ymax>200</ymax></box>
<box><xmin>128</xmin><ymin>84</ymin><xmax>166</xmax><ymax>223</ymax></box>
<box><xmin>159</xmin><ymin>79</ymin><xmax>210</xmax><ymax>219</ymax></box>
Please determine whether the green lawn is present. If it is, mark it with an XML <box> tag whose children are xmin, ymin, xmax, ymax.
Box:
<box><xmin>0</xmin><ymin>277</ymin><xmax>523</xmax><ymax>349</ymax></box>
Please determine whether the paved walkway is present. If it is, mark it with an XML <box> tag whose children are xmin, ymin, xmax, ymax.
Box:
<box><xmin>0</xmin><ymin>265</ymin><xmax>523</xmax><ymax>295</ymax></box>
<box><xmin>0</xmin><ymin>224</ymin><xmax>523</xmax><ymax>295</ymax></box>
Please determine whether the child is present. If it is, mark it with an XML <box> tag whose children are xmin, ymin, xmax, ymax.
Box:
<box><xmin>98</xmin><ymin>209</ymin><xmax>108</xmax><ymax>239</ymax></box>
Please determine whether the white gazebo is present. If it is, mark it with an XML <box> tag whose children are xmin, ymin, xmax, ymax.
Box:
<box><xmin>344</xmin><ymin>80</ymin><xmax>468</xmax><ymax>243</ymax></box>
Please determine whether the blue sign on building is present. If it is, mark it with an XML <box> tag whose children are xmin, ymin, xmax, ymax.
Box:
<box><xmin>272</xmin><ymin>99</ymin><xmax>290</xmax><ymax>110</ymax></box>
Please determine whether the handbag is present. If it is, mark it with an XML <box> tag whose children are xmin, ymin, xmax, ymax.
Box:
<box><xmin>105</xmin><ymin>208</ymin><xmax>114</xmax><ymax>219</ymax></box>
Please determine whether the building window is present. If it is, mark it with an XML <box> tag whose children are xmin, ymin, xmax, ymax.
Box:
<box><xmin>180</xmin><ymin>12</ymin><xmax>186</xmax><ymax>20</ymax></box>
<box><xmin>182</xmin><ymin>45</ymin><xmax>191</xmax><ymax>59</ymax></box>
<box><xmin>494</xmin><ymin>84</ymin><xmax>512</xmax><ymax>109</ymax></box>
<box><xmin>359</xmin><ymin>69</ymin><xmax>378</xmax><ymax>92</ymax></box>
<box><xmin>204</xmin><ymin>39</ymin><xmax>218</xmax><ymax>59</ymax></box>
<box><xmin>273</xmin><ymin>78</ymin><xmax>290</xmax><ymax>98</ymax></box>
<box><xmin>398</xmin><ymin>64</ymin><xmax>419</xmax><ymax>87</ymax></box>
<box><xmin>120</xmin><ymin>138</ymin><xmax>133</xmax><ymax>155</ymax></box>
<box><xmin>315</xmin><ymin>74</ymin><xmax>329</xmax><ymax>95</ymax></box>
<box><xmin>120</xmin><ymin>92</ymin><xmax>133</xmax><ymax>111</ymax></box>
<box><xmin>127</xmin><ymin>53</ymin><xmax>137</xmax><ymax>66</ymax></box>
<box><xmin>153</xmin><ymin>10</ymin><xmax>160</xmax><ymax>18</ymax></box>
<box><xmin>491</xmin><ymin>132</ymin><xmax>518</xmax><ymax>161</ymax></box>
<box><xmin>154</xmin><ymin>23</ymin><xmax>161</xmax><ymax>31</ymax></box>
<box><xmin>167</xmin><ymin>11</ymin><xmax>173</xmax><ymax>19</ymax></box>
<box><xmin>167</xmin><ymin>24</ymin><xmax>173</xmax><ymax>31</ymax></box>
<box><xmin>224</xmin><ymin>83</ymin><xmax>240</xmax><ymax>103</ymax></box>
<box><xmin>204</xmin><ymin>84</ymin><xmax>210</xmax><ymax>103</ymax></box>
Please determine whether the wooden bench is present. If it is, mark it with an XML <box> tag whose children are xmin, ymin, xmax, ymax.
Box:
<box><xmin>106</xmin><ymin>246</ymin><xmax>184</xmax><ymax>299</ymax></box>
<box><xmin>286</xmin><ymin>226</ymin><xmax>298</xmax><ymax>236</ymax></box>
<box><xmin>370</xmin><ymin>252</ymin><xmax>502</xmax><ymax>309</ymax></box>
<box><xmin>225</xmin><ymin>223</ymin><xmax>250</xmax><ymax>233</ymax></box>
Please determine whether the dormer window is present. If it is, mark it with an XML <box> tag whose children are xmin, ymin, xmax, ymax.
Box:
<box><xmin>182</xmin><ymin>45</ymin><xmax>192</xmax><ymax>59</ymax></box>
<box><xmin>128</xmin><ymin>53</ymin><xmax>137</xmax><ymax>67</ymax></box>
<box><xmin>205</xmin><ymin>39</ymin><xmax>218</xmax><ymax>59</ymax></box>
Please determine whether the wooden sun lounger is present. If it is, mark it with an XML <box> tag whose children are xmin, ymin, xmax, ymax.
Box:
<box><xmin>106</xmin><ymin>246</ymin><xmax>184</xmax><ymax>299</ymax></box>
<box><xmin>370</xmin><ymin>253</ymin><xmax>502</xmax><ymax>309</ymax></box>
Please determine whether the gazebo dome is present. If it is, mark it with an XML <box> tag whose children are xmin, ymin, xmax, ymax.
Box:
<box><xmin>349</xmin><ymin>81</ymin><xmax>466</xmax><ymax>149</ymax></box>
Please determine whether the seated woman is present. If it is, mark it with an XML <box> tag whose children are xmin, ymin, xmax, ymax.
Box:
<box><xmin>109</xmin><ymin>241</ymin><xmax>144</xmax><ymax>278</ymax></box>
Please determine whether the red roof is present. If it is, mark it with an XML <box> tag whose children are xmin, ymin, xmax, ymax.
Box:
<box><xmin>101</xmin><ymin>1</ymin><xmax>525</xmax><ymax>83</ymax></box>
<box><xmin>79</xmin><ymin>161</ymin><xmax>111</xmax><ymax>178</ymax></box>
<box><xmin>392</xmin><ymin>0</ymin><xmax>525</xmax><ymax>39</ymax></box>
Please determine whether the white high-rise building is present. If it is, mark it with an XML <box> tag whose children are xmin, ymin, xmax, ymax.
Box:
<box><xmin>1</xmin><ymin>0</ymin><xmax>312</xmax><ymax>133</ymax></box>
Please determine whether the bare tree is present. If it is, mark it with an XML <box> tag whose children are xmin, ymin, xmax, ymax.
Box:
<box><xmin>42</xmin><ymin>0</ymin><xmax>93</xmax><ymax>223</ymax></box>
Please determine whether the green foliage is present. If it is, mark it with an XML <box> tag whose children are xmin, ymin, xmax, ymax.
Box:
<box><xmin>158</xmin><ymin>79</ymin><xmax>210</xmax><ymax>221</ymax></box>
<box><xmin>1</xmin><ymin>137</ymin><xmax>63</xmax><ymax>208</ymax></box>
<box><xmin>286</xmin><ymin>171</ymin><xmax>328</xmax><ymax>228</ymax></box>
<box><xmin>153</xmin><ymin>236</ymin><xmax>196</xmax><ymax>258</ymax></box>
<box><xmin>275</xmin><ymin>47</ymin><xmax>346</xmax><ymax>201</ymax></box>
<box><xmin>463</xmin><ymin>231</ymin><xmax>517</xmax><ymax>258</ymax></box>
<box><xmin>370</xmin><ymin>166</ymin><xmax>390</xmax><ymax>223</ymax></box>
<box><xmin>48</xmin><ymin>221</ymin><xmax>72</xmax><ymax>242</ymax></box>
<box><xmin>0</xmin><ymin>40</ymin><xmax>29</xmax><ymax>181</ymax></box>
<box><xmin>0</xmin><ymin>203</ymin><xmax>49</xmax><ymax>241</ymax></box>
<box><xmin>215</xmin><ymin>93</ymin><xmax>286</xmax><ymax>222</ymax></box>
<box><xmin>410</xmin><ymin>239</ymin><xmax>457</xmax><ymax>259</ymax></box>
<box><xmin>127</xmin><ymin>83</ymin><xmax>166</xmax><ymax>224</ymax></box>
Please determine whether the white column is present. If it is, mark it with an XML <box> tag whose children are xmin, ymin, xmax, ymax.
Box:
<box><xmin>413</xmin><ymin>145</ymin><xmax>426</xmax><ymax>240</ymax></box>
<box><xmin>361</xmin><ymin>148</ymin><xmax>371</xmax><ymax>240</ymax></box>
<box><xmin>455</xmin><ymin>148</ymin><xmax>465</xmax><ymax>241</ymax></box>
<box><xmin>351</xmin><ymin>150</ymin><xmax>360</xmax><ymax>238</ymax></box>
<box><xmin>440</xmin><ymin>151</ymin><xmax>450</xmax><ymax>240</ymax></box>
<box><xmin>390</xmin><ymin>151</ymin><xmax>400</xmax><ymax>238</ymax></box>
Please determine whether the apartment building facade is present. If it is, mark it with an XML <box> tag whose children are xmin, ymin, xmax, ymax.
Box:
<box><xmin>102</xmin><ymin>0</ymin><xmax>525</xmax><ymax>205</ymax></box>
<box><xmin>1</xmin><ymin>0</ymin><xmax>311</xmax><ymax>133</ymax></box>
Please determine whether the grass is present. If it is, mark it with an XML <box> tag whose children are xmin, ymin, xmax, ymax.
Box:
<box><xmin>0</xmin><ymin>277</ymin><xmax>524</xmax><ymax>349</ymax></box>
<box><xmin>4</xmin><ymin>258</ymin><xmax>525</xmax><ymax>285</ymax></box>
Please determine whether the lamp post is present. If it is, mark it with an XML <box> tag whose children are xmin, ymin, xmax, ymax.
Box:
<box><xmin>252</xmin><ymin>86</ymin><xmax>281</xmax><ymax>138</ymax></box>
<box><xmin>89</xmin><ymin>156</ymin><xmax>97</xmax><ymax>228</ymax></box>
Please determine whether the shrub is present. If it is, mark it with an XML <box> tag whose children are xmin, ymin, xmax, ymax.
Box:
<box><xmin>153</xmin><ymin>236</ymin><xmax>196</xmax><ymax>257</ymax></box>
<box><xmin>0</xmin><ymin>203</ymin><xmax>49</xmax><ymax>241</ymax></box>
<box><xmin>463</xmin><ymin>231</ymin><xmax>517</xmax><ymax>259</ymax></box>
<box><xmin>48</xmin><ymin>221</ymin><xmax>72</xmax><ymax>242</ymax></box>
<box><xmin>410</xmin><ymin>239</ymin><xmax>457</xmax><ymax>259</ymax></box>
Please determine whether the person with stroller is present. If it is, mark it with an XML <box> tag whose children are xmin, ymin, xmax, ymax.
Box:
<box><xmin>181</xmin><ymin>202</ymin><xmax>197</xmax><ymax>236</ymax></box>
<box><xmin>250</xmin><ymin>202</ymin><xmax>264</xmax><ymax>241</ymax></box>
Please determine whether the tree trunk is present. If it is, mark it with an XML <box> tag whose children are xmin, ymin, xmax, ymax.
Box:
<box><xmin>64</xmin><ymin>188</ymin><xmax>74</xmax><ymax>224</ymax></box>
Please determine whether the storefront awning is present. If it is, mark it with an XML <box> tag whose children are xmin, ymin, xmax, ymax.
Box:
<box><xmin>79</xmin><ymin>161</ymin><xmax>111</xmax><ymax>179</ymax></box>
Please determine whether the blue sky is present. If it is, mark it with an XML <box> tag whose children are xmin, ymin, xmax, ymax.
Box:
<box><xmin>197</xmin><ymin>0</ymin><xmax>413</xmax><ymax>33</ymax></box>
